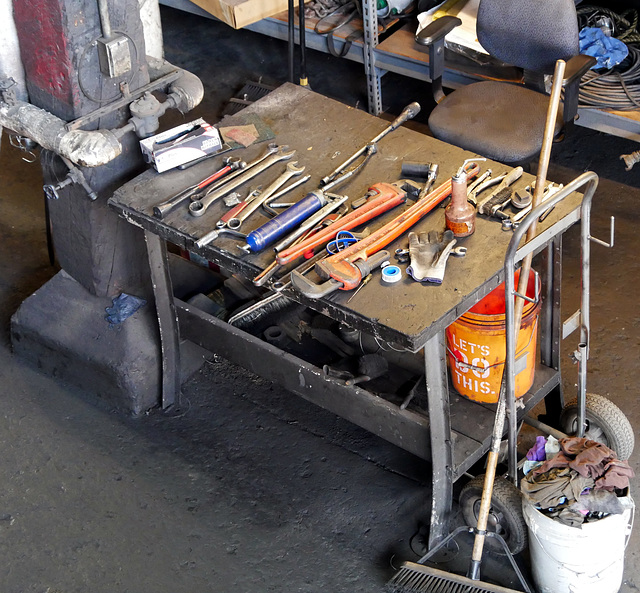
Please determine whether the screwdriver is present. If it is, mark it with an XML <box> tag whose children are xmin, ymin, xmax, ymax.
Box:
<box><xmin>347</xmin><ymin>273</ymin><xmax>373</xmax><ymax>304</ymax></box>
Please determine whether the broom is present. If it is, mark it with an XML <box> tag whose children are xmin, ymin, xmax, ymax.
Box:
<box><xmin>387</xmin><ymin>58</ymin><xmax>567</xmax><ymax>593</ymax></box>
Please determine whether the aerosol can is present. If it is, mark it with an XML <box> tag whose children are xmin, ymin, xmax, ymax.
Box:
<box><xmin>445</xmin><ymin>159</ymin><xmax>479</xmax><ymax>238</ymax></box>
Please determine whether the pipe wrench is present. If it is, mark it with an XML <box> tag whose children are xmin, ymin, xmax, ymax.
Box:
<box><xmin>276</xmin><ymin>182</ymin><xmax>408</xmax><ymax>266</ymax></box>
<box><xmin>290</xmin><ymin>162</ymin><xmax>480</xmax><ymax>298</ymax></box>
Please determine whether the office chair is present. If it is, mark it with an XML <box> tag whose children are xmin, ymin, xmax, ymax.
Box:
<box><xmin>415</xmin><ymin>0</ymin><xmax>596</xmax><ymax>164</ymax></box>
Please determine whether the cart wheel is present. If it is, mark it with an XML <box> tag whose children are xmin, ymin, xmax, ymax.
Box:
<box><xmin>459</xmin><ymin>475</ymin><xmax>528</xmax><ymax>555</ymax></box>
<box><xmin>559</xmin><ymin>393</ymin><xmax>635</xmax><ymax>460</ymax></box>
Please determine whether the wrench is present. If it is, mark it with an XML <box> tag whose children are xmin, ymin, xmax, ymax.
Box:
<box><xmin>188</xmin><ymin>146</ymin><xmax>294</xmax><ymax>217</ymax></box>
<box><xmin>217</xmin><ymin>187</ymin><xmax>263</xmax><ymax>228</ymax></box>
<box><xmin>153</xmin><ymin>156</ymin><xmax>245</xmax><ymax>219</ymax></box>
<box><xmin>226</xmin><ymin>161</ymin><xmax>306</xmax><ymax>230</ymax></box>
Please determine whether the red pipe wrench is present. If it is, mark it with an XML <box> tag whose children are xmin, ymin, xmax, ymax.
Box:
<box><xmin>290</xmin><ymin>162</ymin><xmax>480</xmax><ymax>299</ymax></box>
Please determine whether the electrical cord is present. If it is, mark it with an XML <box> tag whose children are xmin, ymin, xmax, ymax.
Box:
<box><xmin>576</xmin><ymin>7</ymin><xmax>640</xmax><ymax>110</ymax></box>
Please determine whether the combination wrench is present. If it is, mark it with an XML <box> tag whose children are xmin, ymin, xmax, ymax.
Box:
<box><xmin>153</xmin><ymin>156</ymin><xmax>245</xmax><ymax>219</ymax></box>
<box><xmin>225</xmin><ymin>161</ymin><xmax>306</xmax><ymax>230</ymax></box>
<box><xmin>217</xmin><ymin>186</ymin><xmax>263</xmax><ymax>228</ymax></box>
<box><xmin>189</xmin><ymin>146</ymin><xmax>295</xmax><ymax>217</ymax></box>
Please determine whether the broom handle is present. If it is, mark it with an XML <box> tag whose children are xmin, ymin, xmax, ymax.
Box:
<box><xmin>468</xmin><ymin>59</ymin><xmax>567</xmax><ymax>581</ymax></box>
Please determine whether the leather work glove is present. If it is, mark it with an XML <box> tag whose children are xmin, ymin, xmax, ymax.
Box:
<box><xmin>406</xmin><ymin>229</ymin><xmax>458</xmax><ymax>284</ymax></box>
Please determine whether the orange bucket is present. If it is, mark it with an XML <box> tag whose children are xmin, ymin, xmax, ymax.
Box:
<box><xmin>445</xmin><ymin>269</ymin><xmax>540</xmax><ymax>403</ymax></box>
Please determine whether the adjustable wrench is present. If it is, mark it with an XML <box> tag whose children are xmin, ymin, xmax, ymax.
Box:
<box><xmin>225</xmin><ymin>161</ymin><xmax>306</xmax><ymax>230</ymax></box>
<box><xmin>189</xmin><ymin>146</ymin><xmax>295</xmax><ymax>217</ymax></box>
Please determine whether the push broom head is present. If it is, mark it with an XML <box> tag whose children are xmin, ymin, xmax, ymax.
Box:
<box><xmin>387</xmin><ymin>562</ymin><xmax>524</xmax><ymax>593</ymax></box>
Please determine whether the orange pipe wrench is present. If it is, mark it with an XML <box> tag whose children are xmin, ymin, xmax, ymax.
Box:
<box><xmin>276</xmin><ymin>182</ymin><xmax>407</xmax><ymax>266</ymax></box>
<box><xmin>290</xmin><ymin>162</ymin><xmax>480</xmax><ymax>299</ymax></box>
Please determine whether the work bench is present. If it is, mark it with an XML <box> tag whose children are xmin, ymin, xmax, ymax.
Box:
<box><xmin>109</xmin><ymin>84</ymin><xmax>584</xmax><ymax>546</ymax></box>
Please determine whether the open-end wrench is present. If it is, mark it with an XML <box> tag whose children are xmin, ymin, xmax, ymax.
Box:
<box><xmin>188</xmin><ymin>145</ymin><xmax>294</xmax><ymax>217</ymax></box>
<box><xmin>226</xmin><ymin>161</ymin><xmax>306</xmax><ymax>230</ymax></box>
<box><xmin>153</xmin><ymin>156</ymin><xmax>245</xmax><ymax>219</ymax></box>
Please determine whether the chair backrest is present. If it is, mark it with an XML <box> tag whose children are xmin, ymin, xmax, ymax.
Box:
<box><xmin>477</xmin><ymin>0</ymin><xmax>579</xmax><ymax>74</ymax></box>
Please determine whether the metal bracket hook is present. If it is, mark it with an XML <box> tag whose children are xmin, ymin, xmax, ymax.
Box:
<box><xmin>589</xmin><ymin>216</ymin><xmax>615</xmax><ymax>248</ymax></box>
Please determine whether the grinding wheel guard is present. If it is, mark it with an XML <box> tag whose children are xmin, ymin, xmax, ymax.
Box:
<box><xmin>289</xmin><ymin>161</ymin><xmax>481</xmax><ymax>299</ymax></box>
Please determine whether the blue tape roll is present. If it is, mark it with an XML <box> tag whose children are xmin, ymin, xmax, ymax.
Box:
<box><xmin>381</xmin><ymin>265</ymin><xmax>402</xmax><ymax>283</ymax></box>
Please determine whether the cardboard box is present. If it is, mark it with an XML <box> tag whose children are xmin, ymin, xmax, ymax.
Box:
<box><xmin>191</xmin><ymin>0</ymin><xmax>289</xmax><ymax>29</ymax></box>
<box><xmin>140</xmin><ymin>118</ymin><xmax>222</xmax><ymax>172</ymax></box>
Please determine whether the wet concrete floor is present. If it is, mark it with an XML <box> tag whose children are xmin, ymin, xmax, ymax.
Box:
<box><xmin>1</xmin><ymin>6</ymin><xmax>639</xmax><ymax>592</ymax></box>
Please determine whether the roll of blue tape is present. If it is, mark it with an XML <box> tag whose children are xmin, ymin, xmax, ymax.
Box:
<box><xmin>381</xmin><ymin>265</ymin><xmax>402</xmax><ymax>284</ymax></box>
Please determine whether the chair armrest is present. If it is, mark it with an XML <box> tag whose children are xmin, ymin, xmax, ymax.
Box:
<box><xmin>562</xmin><ymin>54</ymin><xmax>597</xmax><ymax>122</ymax></box>
<box><xmin>415</xmin><ymin>15</ymin><xmax>462</xmax><ymax>47</ymax></box>
<box><xmin>414</xmin><ymin>16</ymin><xmax>462</xmax><ymax>102</ymax></box>
<box><xmin>563</xmin><ymin>54</ymin><xmax>597</xmax><ymax>87</ymax></box>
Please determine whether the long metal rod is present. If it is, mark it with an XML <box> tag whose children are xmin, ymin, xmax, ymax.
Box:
<box><xmin>508</xmin><ymin>59</ymin><xmax>567</xmax><ymax>481</ymax></box>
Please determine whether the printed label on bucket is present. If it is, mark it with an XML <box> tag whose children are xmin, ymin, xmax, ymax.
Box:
<box><xmin>447</xmin><ymin>328</ymin><xmax>535</xmax><ymax>403</ymax></box>
<box><xmin>449</xmin><ymin>332</ymin><xmax>495</xmax><ymax>398</ymax></box>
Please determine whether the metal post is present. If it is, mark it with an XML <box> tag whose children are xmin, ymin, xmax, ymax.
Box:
<box><xmin>362</xmin><ymin>0</ymin><xmax>382</xmax><ymax>115</ymax></box>
<box><xmin>424</xmin><ymin>332</ymin><xmax>453</xmax><ymax>549</ymax></box>
<box><xmin>145</xmin><ymin>230</ymin><xmax>181</xmax><ymax>409</ymax></box>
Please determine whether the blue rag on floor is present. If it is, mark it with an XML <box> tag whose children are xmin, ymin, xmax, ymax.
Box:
<box><xmin>105</xmin><ymin>293</ymin><xmax>147</xmax><ymax>325</ymax></box>
<box><xmin>579</xmin><ymin>27</ymin><xmax>629</xmax><ymax>69</ymax></box>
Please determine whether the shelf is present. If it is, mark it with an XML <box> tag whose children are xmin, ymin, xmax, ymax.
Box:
<box><xmin>176</xmin><ymin>296</ymin><xmax>560</xmax><ymax>482</ymax></box>
<box><xmin>160</xmin><ymin>0</ymin><xmax>640</xmax><ymax>141</ymax></box>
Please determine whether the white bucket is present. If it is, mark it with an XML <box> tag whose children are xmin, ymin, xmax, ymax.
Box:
<box><xmin>523</xmin><ymin>496</ymin><xmax>635</xmax><ymax>593</ymax></box>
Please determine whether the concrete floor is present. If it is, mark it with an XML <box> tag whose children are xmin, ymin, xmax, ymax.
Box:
<box><xmin>1</xmin><ymin>6</ymin><xmax>640</xmax><ymax>592</ymax></box>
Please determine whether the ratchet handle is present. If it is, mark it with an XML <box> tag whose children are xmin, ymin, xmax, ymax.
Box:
<box><xmin>154</xmin><ymin>186</ymin><xmax>197</xmax><ymax>219</ymax></box>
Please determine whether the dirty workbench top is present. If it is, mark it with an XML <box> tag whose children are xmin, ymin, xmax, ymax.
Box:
<box><xmin>110</xmin><ymin>83</ymin><xmax>584</xmax><ymax>351</ymax></box>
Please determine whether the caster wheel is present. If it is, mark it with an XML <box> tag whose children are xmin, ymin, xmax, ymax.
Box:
<box><xmin>459</xmin><ymin>475</ymin><xmax>528</xmax><ymax>555</ymax></box>
<box><xmin>560</xmin><ymin>392</ymin><xmax>635</xmax><ymax>460</ymax></box>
